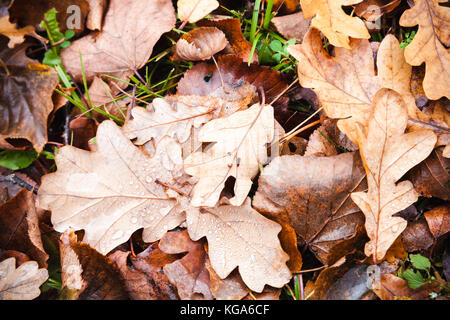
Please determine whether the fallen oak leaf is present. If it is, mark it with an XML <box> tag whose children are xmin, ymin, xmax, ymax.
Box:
<box><xmin>186</xmin><ymin>199</ymin><xmax>291</xmax><ymax>293</ymax></box>
<box><xmin>177</xmin><ymin>0</ymin><xmax>219</xmax><ymax>24</ymax></box>
<box><xmin>173</xmin><ymin>27</ymin><xmax>228</xmax><ymax>61</ymax></box>
<box><xmin>399</xmin><ymin>0</ymin><xmax>450</xmax><ymax>100</ymax></box>
<box><xmin>122</xmin><ymin>96</ymin><xmax>213</xmax><ymax>149</ymax></box>
<box><xmin>159</xmin><ymin>230</ymin><xmax>213</xmax><ymax>300</ymax></box>
<box><xmin>253</xmin><ymin>152</ymin><xmax>367</xmax><ymax>266</ymax></box>
<box><xmin>59</xmin><ymin>229</ymin><xmax>129</xmax><ymax>300</ymax></box>
<box><xmin>300</xmin><ymin>0</ymin><xmax>370</xmax><ymax>49</ymax></box>
<box><xmin>61</xmin><ymin>0</ymin><xmax>176</xmax><ymax>85</ymax></box>
<box><xmin>184</xmin><ymin>103</ymin><xmax>275</xmax><ymax>207</ymax></box>
<box><xmin>37</xmin><ymin>120</ymin><xmax>185</xmax><ymax>255</ymax></box>
<box><xmin>351</xmin><ymin>88</ymin><xmax>437</xmax><ymax>262</ymax></box>
<box><xmin>287</xmin><ymin>30</ymin><xmax>432</xmax><ymax>144</ymax></box>
<box><xmin>0</xmin><ymin>189</ymin><xmax>48</xmax><ymax>268</ymax></box>
<box><xmin>0</xmin><ymin>257</ymin><xmax>48</xmax><ymax>300</ymax></box>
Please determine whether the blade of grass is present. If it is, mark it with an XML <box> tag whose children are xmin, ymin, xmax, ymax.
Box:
<box><xmin>248</xmin><ymin>32</ymin><xmax>262</xmax><ymax>66</ymax></box>
<box><xmin>263</xmin><ymin>0</ymin><xmax>274</xmax><ymax>29</ymax></box>
<box><xmin>250</xmin><ymin>0</ymin><xmax>262</xmax><ymax>43</ymax></box>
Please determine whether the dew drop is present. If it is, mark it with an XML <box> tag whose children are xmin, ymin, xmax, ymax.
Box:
<box><xmin>112</xmin><ymin>230</ymin><xmax>123</xmax><ymax>240</ymax></box>
<box><xmin>250</xmin><ymin>254</ymin><xmax>255</xmax><ymax>263</ymax></box>
<box><xmin>131</xmin><ymin>217</ymin><xmax>138</xmax><ymax>224</ymax></box>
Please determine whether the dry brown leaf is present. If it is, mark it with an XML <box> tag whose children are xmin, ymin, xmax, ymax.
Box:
<box><xmin>300</xmin><ymin>0</ymin><xmax>370</xmax><ymax>49</ymax></box>
<box><xmin>272</xmin><ymin>11</ymin><xmax>311</xmax><ymax>41</ymax></box>
<box><xmin>0</xmin><ymin>55</ymin><xmax>59</xmax><ymax>152</ymax></box>
<box><xmin>184</xmin><ymin>104</ymin><xmax>274</xmax><ymax>207</ymax></box>
<box><xmin>288</xmin><ymin>31</ymin><xmax>431</xmax><ymax>144</ymax></box>
<box><xmin>304</xmin><ymin>127</ymin><xmax>339</xmax><ymax>157</ymax></box>
<box><xmin>399</xmin><ymin>0</ymin><xmax>450</xmax><ymax>100</ymax></box>
<box><xmin>198</xmin><ymin>18</ymin><xmax>256</xmax><ymax>63</ymax></box>
<box><xmin>109</xmin><ymin>243</ymin><xmax>178</xmax><ymax>300</ymax></box>
<box><xmin>351</xmin><ymin>89</ymin><xmax>437</xmax><ymax>262</ymax></box>
<box><xmin>408</xmin><ymin>147</ymin><xmax>450</xmax><ymax>201</ymax></box>
<box><xmin>177</xmin><ymin>0</ymin><xmax>219</xmax><ymax>23</ymax></box>
<box><xmin>122</xmin><ymin>96</ymin><xmax>213</xmax><ymax>149</ymax></box>
<box><xmin>354</xmin><ymin>0</ymin><xmax>401</xmax><ymax>21</ymax></box>
<box><xmin>0</xmin><ymin>257</ymin><xmax>48</xmax><ymax>300</ymax></box>
<box><xmin>424</xmin><ymin>205</ymin><xmax>450</xmax><ymax>239</ymax></box>
<box><xmin>159</xmin><ymin>230</ymin><xmax>212</xmax><ymax>300</ymax></box>
<box><xmin>174</xmin><ymin>27</ymin><xmax>228</xmax><ymax>61</ymax></box>
<box><xmin>177</xmin><ymin>55</ymin><xmax>287</xmax><ymax>108</ymax></box>
<box><xmin>61</xmin><ymin>0</ymin><xmax>176</xmax><ymax>85</ymax></box>
<box><xmin>0</xmin><ymin>189</ymin><xmax>48</xmax><ymax>268</ymax></box>
<box><xmin>373</xmin><ymin>274</ymin><xmax>440</xmax><ymax>300</ymax></box>
<box><xmin>68</xmin><ymin>117</ymin><xmax>98</xmax><ymax>151</ymax></box>
<box><xmin>59</xmin><ymin>229</ymin><xmax>129</xmax><ymax>300</ymax></box>
<box><xmin>37</xmin><ymin>120</ymin><xmax>186</xmax><ymax>255</ymax></box>
<box><xmin>186</xmin><ymin>199</ymin><xmax>291</xmax><ymax>293</ymax></box>
<box><xmin>86</xmin><ymin>0</ymin><xmax>106</xmax><ymax>31</ymax></box>
<box><xmin>206</xmin><ymin>260</ymin><xmax>249</xmax><ymax>300</ymax></box>
<box><xmin>253</xmin><ymin>152</ymin><xmax>366</xmax><ymax>266</ymax></box>
<box><xmin>401</xmin><ymin>219</ymin><xmax>434</xmax><ymax>252</ymax></box>
<box><xmin>272</xmin><ymin>0</ymin><xmax>299</xmax><ymax>13</ymax></box>
<box><xmin>0</xmin><ymin>15</ymin><xmax>34</xmax><ymax>48</ymax></box>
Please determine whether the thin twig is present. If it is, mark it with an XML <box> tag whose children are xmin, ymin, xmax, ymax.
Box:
<box><xmin>269</xmin><ymin>78</ymin><xmax>298</xmax><ymax>105</ymax></box>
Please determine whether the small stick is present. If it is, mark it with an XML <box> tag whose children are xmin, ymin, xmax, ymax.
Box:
<box><xmin>269</xmin><ymin>78</ymin><xmax>298</xmax><ymax>105</ymax></box>
<box><xmin>284</xmin><ymin>284</ymin><xmax>297</xmax><ymax>300</ymax></box>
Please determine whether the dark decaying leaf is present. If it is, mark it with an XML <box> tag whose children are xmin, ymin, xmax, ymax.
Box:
<box><xmin>177</xmin><ymin>55</ymin><xmax>287</xmax><ymax>107</ymax></box>
<box><xmin>205</xmin><ymin>259</ymin><xmax>249</xmax><ymax>300</ymax></box>
<box><xmin>253</xmin><ymin>152</ymin><xmax>367</xmax><ymax>266</ymax></box>
<box><xmin>401</xmin><ymin>219</ymin><xmax>434</xmax><ymax>252</ymax></box>
<box><xmin>0</xmin><ymin>53</ymin><xmax>59</xmax><ymax>152</ymax></box>
<box><xmin>304</xmin><ymin>263</ymin><xmax>371</xmax><ymax>300</ymax></box>
<box><xmin>68</xmin><ymin>117</ymin><xmax>98</xmax><ymax>151</ymax></box>
<box><xmin>424</xmin><ymin>205</ymin><xmax>450</xmax><ymax>239</ymax></box>
<box><xmin>109</xmin><ymin>243</ymin><xmax>179</xmax><ymax>300</ymax></box>
<box><xmin>159</xmin><ymin>230</ymin><xmax>213</xmax><ymax>300</ymax></box>
<box><xmin>0</xmin><ymin>189</ymin><xmax>48</xmax><ymax>268</ymax></box>
<box><xmin>59</xmin><ymin>230</ymin><xmax>129</xmax><ymax>300</ymax></box>
<box><xmin>408</xmin><ymin>147</ymin><xmax>450</xmax><ymax>201</ymax></box>
<box><xmin>8</xmin><ymin>0</ymin><xmax>89</xmax><ymax>33</ymax></box>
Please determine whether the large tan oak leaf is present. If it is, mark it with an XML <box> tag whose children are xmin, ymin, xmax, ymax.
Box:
<box><xmin>37</xmin><ymin>120</ymin><xmax>186</xmax><ymax>255</ymax></box>
<box><xmin>287</xmin><ymin>30</ymin><xmax>430</xmax><ymax>144</ymax></box>
<box><xmin>300</xmin><ymin>0</ymin><xmax>369</xmax><ymax>49</ymax></box>
<box><xmin>177</xmin><ymin>0</ymin><xmax>219</xmax><ymax>23</ymax></box>
<box><xmin>186</xmin><ymin>198</ymin><xmax>291</xmax><ymax>292</ymax></box>
<box><xmin>400</xmin><ymin>0</ymin><xmax>450</xmax><ymax>100</ymax></box>
<box><xmin>61</xmin><ymin>0</ymin><xmax>176</xmax><ymax>85</ymax></box>
<box><xmin>0</xmin><ymin>258</ymin><xmax>48</xmax><ymax>300</ymax></box>
<box><xmin>184</xmin><ymin>104</ymin><xmax>275</xmax><ymax>207</ymax></box>
<box><xmin>122</xmin><ymin>96</ymin><xmax>213</xmax><ymax>147</ymax></box>
<box><xmin>351</xmin><ymin>89</ymin><xmax>437</xmax><ymax>262</ymax></box>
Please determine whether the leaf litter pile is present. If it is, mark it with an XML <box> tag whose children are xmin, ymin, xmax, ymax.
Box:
<box><xmin>0</xmin><ymin>0</ymin><xmax>449</xmax><ymax>301</ymax></box>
